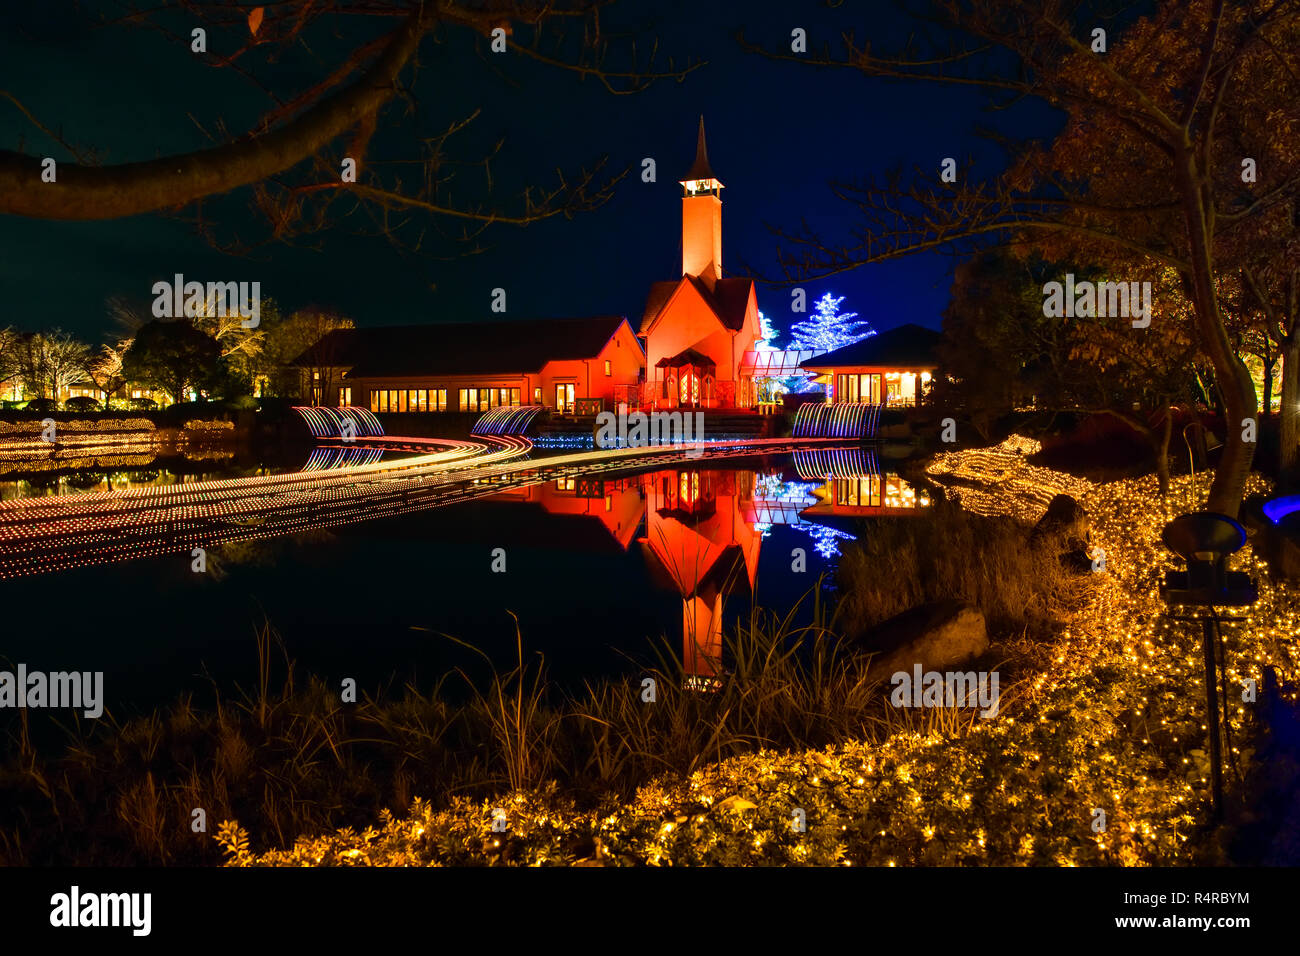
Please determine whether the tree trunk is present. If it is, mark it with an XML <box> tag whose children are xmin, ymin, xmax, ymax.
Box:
<box><xmin>1280</xmin><ymin>336</ymin><xmax>1300</xmax><ymax>486</ymax></box>
<box><xmin>1154</xmin><ymin>404</ymin><xmax>1174</xmax><ymax>497</ymax></box>
<box><xmin>1262</xmin><ymin>353</ymin><xmax>1273</xmax><ymax>424</ymax></box>
<box><xmin>1176</xmin><ymin>152</ymin><xmax>1257</xmax><ymax>518</ymax></box>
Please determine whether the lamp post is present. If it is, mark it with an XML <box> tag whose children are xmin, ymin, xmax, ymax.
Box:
<box><xmin>1159</xmin><ymin>512</ymin><xmax>1257</xmax><ymax>820</ymax></box>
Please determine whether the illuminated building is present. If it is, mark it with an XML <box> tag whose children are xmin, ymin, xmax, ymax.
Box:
<box><xmin>638</xmin><ymin>119</ymin><xmax>764</xmax><ymax>411</ymax></box>
<box><xmin>292</xmin><ymin>315</ymin><xmax>644</xmax><ymax>414</ymax></box>
<box><xmin>800</xmin><ymin>323</ymin><xmax>941</xmax><ymax>406</ymax></box>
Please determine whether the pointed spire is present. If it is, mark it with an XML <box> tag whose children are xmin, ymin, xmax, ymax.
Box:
<box><xmin>681</xmin><ymin>115</ymin><xmax>721</xmax><ymax>185</ymax></box>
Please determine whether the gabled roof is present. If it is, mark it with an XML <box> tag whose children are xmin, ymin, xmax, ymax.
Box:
<box><xmin>655</xmin><ymin>347</ymin><xmax>715</xmax><ymax>369</ymax></box>
<box><xmin>800</xmin><ymin>324</ymin><xmax>941</xmax><ymax>371</ymax></box>
<box><xmin>293</xmin><ymin>315</ymin><xmax>638</xmax><ymax>378</ymax></box>
<box><xmin>639</xmin><ymin>275</ymin><xmax>755</xmax><ymax>336</ymax></box>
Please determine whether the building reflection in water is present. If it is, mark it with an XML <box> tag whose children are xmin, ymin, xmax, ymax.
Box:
<box><xmin>489</xmin><ymin>449</ymin><xmax>929</xmax><ymax>683</ymax></box>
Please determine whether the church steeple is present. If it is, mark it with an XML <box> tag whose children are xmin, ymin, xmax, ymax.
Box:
<box><xmin>679</xmin><ymin>117</ymin><xmax>724</xmax><ymax>285</ymax></box>
<box><xmin>680</xmin><ymin>116</ymin><xmax>722</xmax><ymax>194</ymax></box>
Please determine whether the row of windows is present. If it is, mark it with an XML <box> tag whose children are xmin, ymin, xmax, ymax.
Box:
<box><xmin>356</xmin><ymin>384</ymin><xmax>602</xmax><ymax>413</ymax></box>
<box><xmin>459</xmin><ymin>387</ymin><xmax>522</xmax><ymax>412</ymax></box>
<box><xmin>370</xmin><ymin>389</ymin><xmax>450</xmax><ymax>413</ymax></box>
<box><xmin>835</xmin><ymin>373</ymin><xmax>885</xmax><ymax>404</ymax></box>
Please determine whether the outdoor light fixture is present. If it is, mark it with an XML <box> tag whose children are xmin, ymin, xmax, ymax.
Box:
<box><xmin>1159</xmin><ymin>511</ymin><xmax>1257</xmax><ymax>820</ymax></box>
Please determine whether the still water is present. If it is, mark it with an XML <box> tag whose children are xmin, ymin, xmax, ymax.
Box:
<box><xmin>0</xmin><ymin>448</ymin><xmax>929</xmax><ymax>719</ymax></box>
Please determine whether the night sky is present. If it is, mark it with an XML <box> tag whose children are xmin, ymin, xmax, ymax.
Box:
<box><xmin>1</xmin><ymin>1</ymin><xmax>1063</xmax><ymax>346</ymax></box>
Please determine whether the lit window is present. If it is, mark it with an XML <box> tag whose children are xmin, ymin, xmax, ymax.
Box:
<box><xmin>604</xmin><ymin>360</ymin><xmax>612</xmax><ymax>376</ymax></box>
<box><xmin>679</xmin><ymin>471</ymin><xmax>699</xmax><ymax>505</ymax></box>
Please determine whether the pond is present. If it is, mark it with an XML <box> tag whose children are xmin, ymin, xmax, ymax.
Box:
<box><xmin>0</xmin><ymin>445</ymin><xmax>931</xmax><ymax>722</ymax></box>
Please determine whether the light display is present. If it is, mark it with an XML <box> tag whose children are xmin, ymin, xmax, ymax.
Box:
<box><xmin>0</xmin><ymin>431</ymin><xmax>849</xmax><ymax>578</ymax></box>
<box><xmin>791</xmin><ymin>402</ymin><xmax>882</xmax><ymax>439</ymax></box>
<box><xmin>471</xmin><ymin>405</ymin><xmax>545</xmax><ymax>437</ymax></box>
<box><xmin>292</xmin><ymin>405</ymin><xmax>384</xmax><ymax>439</ymax></box>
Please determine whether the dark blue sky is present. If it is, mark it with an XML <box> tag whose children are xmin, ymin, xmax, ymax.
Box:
<box><xmin>0</xmin><ymin>1</ymin><xmax>1063</xmax><ymax>346</ymax></box>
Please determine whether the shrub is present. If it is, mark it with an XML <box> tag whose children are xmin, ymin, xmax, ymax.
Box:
<box><xmin>64</xmin><ymin>396</ymin><xmax>102</xmax><ymax>412</ymax></box>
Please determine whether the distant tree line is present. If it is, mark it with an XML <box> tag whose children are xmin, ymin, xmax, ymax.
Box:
<box><xmin>0</xmin><ymin>297</ymin><xmax>352</xmax><ymax>410</ymax></box>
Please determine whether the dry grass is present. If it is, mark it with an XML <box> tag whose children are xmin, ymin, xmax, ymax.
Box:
<box><xmin>833</xmin><ymin>496</ymin><xmax>1092</xmax><ymax>639</ymax></box>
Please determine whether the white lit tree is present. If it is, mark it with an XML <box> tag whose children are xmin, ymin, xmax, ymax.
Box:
<box><xmin>788</xmin><ymin>293</ymin><xmax>872</xmax><ymax>351</ymax></box>
<box><xmin>785</xmin><ymin>293</ymin><xmax>873</xmax><ymax>394</ymax></box>
<box><xmin>756</xmin><ymin>310</ymin><xmax>781</xmax><ymax>351</ymax></box>
<box><xmin>753</xmin><ymin>309</ymin><xmax>787</xmax><ymax>403</ymax></box>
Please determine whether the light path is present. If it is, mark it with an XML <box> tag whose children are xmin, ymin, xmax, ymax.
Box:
<box><xmin>0</xmin><ymin>434</ymin><xmax>848</xmax><ymax>579</ymax></box>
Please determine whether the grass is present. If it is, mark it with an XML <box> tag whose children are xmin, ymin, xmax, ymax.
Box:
<box><xmin>0</xmin><ymin>570</ymin><xmax>1069</xmax><ymax>865</ymax></box>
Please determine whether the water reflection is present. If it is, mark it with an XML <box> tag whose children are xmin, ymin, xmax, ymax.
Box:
<box><xmin>484</xmin><ymin>454</ymin><xmax>930</xmax><ymax>680</ymax></box>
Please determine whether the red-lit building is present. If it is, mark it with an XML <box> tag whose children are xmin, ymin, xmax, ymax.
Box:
<box><xmin>637</xmin><ymin>120</ymin><xmax>763</xmax><ymax>410</ymax></box>
<box><xmin>294</xmin><ymin>315</ymin><xmax>643</xmax><ymax>414</ymax></box>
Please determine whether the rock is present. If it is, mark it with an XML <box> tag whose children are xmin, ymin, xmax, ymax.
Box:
<box><xmin>1031</xmin><ymin>494</ymin><xmax>1091</xmax><ymax>550</ymax></box>
<box><xmin>1031</xmin><ymin>494</ymin><xmax>1094</xmax><ymax>572</ymax></box>
<box><xmin>860</xmin><ymin>599</ymin><xmax>989</xmax><ymax>682</ymax></box>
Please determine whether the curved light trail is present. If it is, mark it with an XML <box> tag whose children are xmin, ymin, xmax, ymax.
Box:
<box><xmin>0</xmin><ymin>432</ymin><xmax>851</xmax><ymax>579</ymax></box>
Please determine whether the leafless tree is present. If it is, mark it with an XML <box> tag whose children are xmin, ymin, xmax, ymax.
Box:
<box><xmin>0</xmin><ymin>1</ymin><xmax>700</xmax><ymax>255</ymax></box>
<box><xmin>747</xmin><ymin>0</ymin><xmax>1300</xmax><ymax>515</ymax></box>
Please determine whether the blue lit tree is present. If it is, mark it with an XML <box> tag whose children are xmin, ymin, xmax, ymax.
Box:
<box><xmin>756</xmin><ymin>309</ymin><xmax>781</xmax><ymax>351</ymax></box>
<box><xmin>780</xmin><ymin>293</ymin><xmax>873</xmax><ymax>395</ymax></box>
<box><xmin>753</xmin><ymin>309</ymin><xmax>787</xmax><ymax>403</ymax></box>
<box><xmin>787</xmin><ymin>292</ymin><xmax>873</xmax><ymax>394</ymax></box>
<box><xmin>788</xmin><ymin>293</ymin><xmax>872</xmax><ymax>352</ymax></box>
